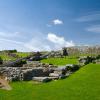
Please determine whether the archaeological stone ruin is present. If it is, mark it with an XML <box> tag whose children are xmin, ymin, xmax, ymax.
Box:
<box><xmin>0</xmin><ymin>61</ymin><xmax>80</xmax><ymax>82</ymax></box>
<box><xmin>0</xmin><ymin>49</ymin><xmax>100</xmax><ymax>84</ymax></box>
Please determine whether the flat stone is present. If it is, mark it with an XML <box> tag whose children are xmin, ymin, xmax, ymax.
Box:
<box><xmin>49</xmin><ymin>73</ymin><xmax>60</xmax><ymax>77</ymax></box>
<box><xmin>32</xmin><ymin>77</ymin><xmax>51</xmax><ymax>82</ymax></box>
<box><xmin>47</xmin><ymin>77</ymin><xmax>59</xmax><ymax>80</ymax></box>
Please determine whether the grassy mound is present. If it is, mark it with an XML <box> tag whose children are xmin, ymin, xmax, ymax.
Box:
<box><xmin>0</xmin><ymin>64</ymin><xmax>100</xmax><ymax>100</ymax></box>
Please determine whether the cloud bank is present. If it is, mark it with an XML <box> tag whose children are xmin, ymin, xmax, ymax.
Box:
<box><xmin>47</xmin><ymin>33</ymin><xmax>75</xmax><ymax>47</ymax></box>
<box><xmin>24</xmin><ymin>33</ymin><xmax>75</xmax><ymax>51</ymax></box>
<box><xmin>0</xmin><ymin>31</ymin><xmax>75</xmax><ymax>51</ymax></box>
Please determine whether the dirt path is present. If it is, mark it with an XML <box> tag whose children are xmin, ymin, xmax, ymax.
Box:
<box><xmin>0</xmin><ymin>77</ymin><xmax>12</xmax><ymax>90</ymax></box>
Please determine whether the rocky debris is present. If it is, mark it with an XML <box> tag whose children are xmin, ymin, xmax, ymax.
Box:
<box><xmin>49</xmin><ymin>66</ymin><xmax>68</xmax><ymax>79</ymax></box>
<box><xmin>8</xmin><ymin>53</ymin><xmax>19</xmax><ymax>58</ymax></box>
<box><xmin>0</xmin><ymin>66</ymin><xmax>54</xmax><ymax>81</ymax></box>
<box><xmin>49</xmin><ymin>73</ymin><xmax>61</xmax><ymax>77</ymax></box>
<box><xmin>33</xmin><ymin>77</ymin><xmax>51</xmax><ymax>82</ymax></box>
<box><xmin>0</xmin><ymin>67</ymin><xmax>21</xmax><ymax>81</ymax></box>
<box><xmin>23</xmin><ymin>61</ymin><xmax>42</xmax><ymax>67</ymax></box>
<box><xmin>53</xmin><ymin>66</ymin><xmax>67</xmax><ymax>75</ymax></box>
<box><xmin>20</xmin><ymin>67</ymin><xmax>53</xmax><ymax>81</ymax></box>
<box><xmin>3</xmin><ymin>58</ymin><xmax>26</xmax><ymax>67</ymax></box>
<box><xmin>92</xmin><ymin>55</ymin><xmax>100</xmax><ymax>64</ymax></box>
<box><xmin>0</xmin><ymin>60</ymin><xmax>80</xmax><ymax>82</ymax></box>
<box><xmin>78</xmin><ymin>56</ymin><xmax>88</xmax><ymax>65</ymax></box>
<box><xmin>78</xmin><ymin>56</ymin><xmax>100</xmax><ymax>65</ymax></box>
<box><xmin>49</xmin><ymin>73</ymin><xmax>65</xmax><ymax>79</ymax></box>
<box><xmin>27</xmin><ymin>61</ymin><xmax>40</xmax><ymax>64</ymax></box>
<box><xmin>65</xmin><ymin>71</ymin><xmax>73</xmax><ymax>77</ymax></box>
<box><xmin>92</xmin><ymin>59</ymin><xmax>100</xmax><ymax>64</ymax></box>
<box><xmin>23</xmin><ymin>61</ymin><xmax>56</xmax><ymax>68</ymax></box>
<box><xmin>47</xmin><ymin>51</ymin><xmax>63</xmax><ymax>58</ymax></box>
<box><xmin>28</xmin><ymin>52</ymin><xmax>49</xmax><ymax>61</ymax></box>
<box><xmin>47</xmin><ymin>76</ymin><xmax>59</xmax><ymax>80</ymax></box>
<box><xmin>65</xmin><ymin>64</ymin><xmax>80</xmax><ymax>72</ymax></box>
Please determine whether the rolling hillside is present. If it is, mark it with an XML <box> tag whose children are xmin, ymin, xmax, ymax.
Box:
<box><xmin>0</xmin><ymin>64</ymin><xmax>100</xmax><ymax>100</ymax></box>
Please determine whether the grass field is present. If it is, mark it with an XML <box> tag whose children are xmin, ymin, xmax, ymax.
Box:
<box><xmin>0</xmin><ymin>64</ymin><xmax>100</xmax><ymax>100</ymax></box>
<box><xmin>15</xmin><ymin>52</ymin><xmax>30</xmax><ymax>58</ymax></box>
<box><xmin>0</xmin><ymin>52</ymin><xmax>30</xmax><ymax>61</ymax></box>
<box><xmin>0</xmin><ymin>53</ymin><xmax>16</xmax><ymax>60</ymax></box>
<box><xmin>41</xmin><ymin>57</ymin><xmax>78</xmax><ymax>65</ymax></box>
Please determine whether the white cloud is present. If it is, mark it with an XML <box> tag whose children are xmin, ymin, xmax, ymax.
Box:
<box><xmin>0</xmin><ymin>38</ymin><xmax>23</xmax><ymax>44</ymax></box>
<box><xmin>0</xmin><ymin>32</ymin><xmax>20</xmax><ymax>38</ymax></box>
<box><xmin>53</xmin><ymin>19</ymin><xmax>63</xmax><ymax>25</ymax></box>
<box><xmin>24</xmin><ymin>33</ymin><xmax>75</xmax><ymax>51</ymax></box>
<box><xmin>23</xmin><ymin>32</ymin><xmax>52</xmax><ymax>51</ymax></box>
<box><xmin>77</xmin><ymin>13</ymin><xmax>100</xmax><ymax>22</ymax></box>
<box><xmin>47</xmin><ymin>33</ymin><xmax>65</xmax><ymax>44</ymax></box>
<box><xmin>47</xmin><ymin>33</ymin><xmax>75</xmax><ymax>48</ymax></box>
<box><xmin>0</xmin><ymin>31</ymin><xmax>75</xmax><ymax>51</ymax></box>
<box><xmin>24</xmin><ymin>38</ymin><xmax>51</xmax><ymax>51</ymax></box>
<box><xmin>0</xmin><ymin>38</ymin><xmax>29</xmax><ymax>52</ymax></box>
<box><xmin>86</xmin><ymin>25</ymin><xmax>100</xmax><ymax>33</ymax></box>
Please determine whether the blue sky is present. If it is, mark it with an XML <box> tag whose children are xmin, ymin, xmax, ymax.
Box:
<box><xmin>0</xmin><ymin>0</ymin><xmax>100</xmax><ymax>51</ymax></box>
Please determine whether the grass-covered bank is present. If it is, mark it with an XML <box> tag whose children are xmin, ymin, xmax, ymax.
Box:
<box><xmin>0</xmin><ymin>64</ymin><xmax>100</xmax><ymax>100</ymax></box>
<box><xmin>0</xmin><ymin>52</ymin><xmax>30</xmax><ymax>61</ymax></box>
<box><xmin>41</xmin><ymin>57</ymin><xmax>78</xmax><ymax>65</ymax></box>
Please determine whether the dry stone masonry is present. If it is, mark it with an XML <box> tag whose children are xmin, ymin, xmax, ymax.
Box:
<box><xmin>0</xmin><ymin>60</ymin><xmax>80</xmax><ymax>82</ymax></box>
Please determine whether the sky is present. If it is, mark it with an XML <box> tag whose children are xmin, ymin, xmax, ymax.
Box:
<box><xmin>0</xmin><ymin>0</ymin><xmax>100</xmax><ymax>51</ymax></box>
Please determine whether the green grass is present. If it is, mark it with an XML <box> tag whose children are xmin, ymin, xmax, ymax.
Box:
<box><xmin>15</xmin><ymin>52</ymin><xmax>30</xmax><ymax>58</ymax></box>
<box><xmin>41</xmin><ymin>57</ymin><xmax>78</xmax><ymax>65</ymax></box>
<box><xmin>0</xmin><ymin>53</ymin><xmax>16</xmax><ymax>60</ymax></box>
<box><xmin>0</xmin><ymin>52</ymin><xmax>30</xmax><ymax>61</ymax></box>
<box><xmin>0</xmin><ymin>64</ymin><xmax>100</xmax><ymax>100</ymax></box>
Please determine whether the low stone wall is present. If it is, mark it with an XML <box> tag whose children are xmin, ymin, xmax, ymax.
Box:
<box><xmin>0</xmin><ymin>59</ymin><xmax>80</xmax><ymax>82</ymax></box>
<box><xmin>0</xmin><ymin>64</ymin><xmax>80</xmax><ymax>82</ymax></box>
<box><xmin>23</xmin><ymin>61</ymin><xmax>56</xmax><ymax>68</ymax></box>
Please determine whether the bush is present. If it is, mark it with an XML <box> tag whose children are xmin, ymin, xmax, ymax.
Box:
<box><xmin>0</xmin><ymin>57</ymin><xmax>3</xmax><ymax>64</ymax></box>
<box><xmin>96</xmin><ymin>55</ymin><xmax>100</xmax><ymax>60</ymax></box>
<box><xmin>17</xmin><ymin>60</ymin><xmax>26</xmax><ymax>66</ymax></box>
<box><xmin>66</xmin><ymin>64</ymin><xmax>79</xmax><ymax>72</ymax></box>
<box><xmin>14</xmin><ymin>60</ymin><xmax>26</xmax><ymax>67</ymax></box>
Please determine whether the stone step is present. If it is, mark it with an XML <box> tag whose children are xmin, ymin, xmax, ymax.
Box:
<box><xmin>32</xmin><ymin>77</ymin><xmax>51</xmax><ymax>82</ymax></box>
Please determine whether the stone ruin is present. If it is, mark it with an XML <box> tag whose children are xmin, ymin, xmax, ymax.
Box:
<box><xmin>78</xmin><ymin>56</ymin><xmax>100</xmax><ymax>65</ymax></box>
<box><xmin>0</xmin><ymin>61</ymin><xmax>80</xmax><ymax>82</ymax></box>
<box><xmin>47</xmin><ymin>51</ymin><xmax>63</xmax><ymax>58</ymax></box>
<box><xmin>0</xmin><ymin>51</ymin><xmax>80</xmax><ymax>83</ymax></box>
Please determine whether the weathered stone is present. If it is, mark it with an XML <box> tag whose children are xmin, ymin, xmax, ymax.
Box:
<box><xmin>53</xmin><ymin>66</ymin><xmax>67</xmax><ymax>75</ymax></box>
<box><xmin>32</xmin><ymin>77</ymin><xmax>51</xmax><ymax>82</ymax></box>
<box><xmin>49</xmin><ymin>73</ymin><xmax>65</xmax><ymax>79</ymax></box>
<box><xmin>66</xmin><ymin>64</ymin><xmax>79</xmax><ymax>72</ymax></box>
<box><xmin>49</xmin><ymin>73</ymin><xmax>61</xmax><ymax>77</ymax></box>
<box><xmin>47</xmin><ymin>76</ymin><xmax>59</xmax><ymax>80</ymax></box>
<box><xmin>47</xmin><ymin>51</ymin><xmax>63</xmax><ymax>58</ymax></box>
